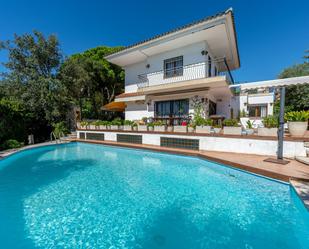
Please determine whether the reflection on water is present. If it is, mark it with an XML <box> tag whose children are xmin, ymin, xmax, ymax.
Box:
<box><xmin>0</xmin><ymin>143</ymin><xmax>308</xmax><ymax>249</ymax></box>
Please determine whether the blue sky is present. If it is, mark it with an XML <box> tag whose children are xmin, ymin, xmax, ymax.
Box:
<box><xmin>0</xmin><ymin>0</ymin><xmax>308</xmax><ymax>82</ymax></box>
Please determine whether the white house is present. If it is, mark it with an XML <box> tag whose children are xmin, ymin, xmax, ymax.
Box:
<box><xmin>105</xmin><ymin>8</ymin><xmax>274</xmax><ymax>124</ymax></box>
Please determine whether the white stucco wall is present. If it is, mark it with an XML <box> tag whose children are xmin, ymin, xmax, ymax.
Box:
<box><xmin>77</xmin><ymin>130</ymin><xmax>307</xmax><ymax>158</ymax></box>
<box><xmin>125</xmin><ymin>102</ymin><xmax>154</xmax><ymax>120</ymax></box>
<box><xmin>124</xmin><ymin>41</ymin><xmax>219</xmax><ymax>93</ymax></box>
<box><xmin>235</xmin><ymin>93</ymin><xmax>274</xmax><ymax>117</ymax></box>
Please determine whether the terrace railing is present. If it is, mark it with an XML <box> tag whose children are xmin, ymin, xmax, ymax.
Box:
<box><xmin>137</xmin><ymin>58</ymin><xmax>234</xmax><ymax>89</ymax></box>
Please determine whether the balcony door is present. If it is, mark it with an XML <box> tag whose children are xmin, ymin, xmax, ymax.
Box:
<box><xmin>164</xmin><ymin>56</ymin><xmax>183</xmax><ymax>78</ymax></box>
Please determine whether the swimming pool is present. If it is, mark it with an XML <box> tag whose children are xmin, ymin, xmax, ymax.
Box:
<box><xmin>0</xmin><ymin>142</ymin><xmax>308</xmax><ymax>248</ymax></box>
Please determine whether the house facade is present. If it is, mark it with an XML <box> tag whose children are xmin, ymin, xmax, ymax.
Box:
<box><xmin>105</xmin><ymin>8</ymin><xmax>274</xmax><ymax>124</ymax></box>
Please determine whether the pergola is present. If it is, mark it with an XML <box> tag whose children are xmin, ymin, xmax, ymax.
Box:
<box><xmin>231</xmin><ymin>75</ymin><xmax>309</xmax><ymax>164</ymax></box>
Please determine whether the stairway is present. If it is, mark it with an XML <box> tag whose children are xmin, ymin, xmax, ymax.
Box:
<box><xmin>296</xmin><ymin>142</ymin><xmax>309</xmax><ymax>165</ymax></box>
<box><xmin>67</xmin><ymin>131</ymin><xmax>77</xmax><ymax>141</ymax></box>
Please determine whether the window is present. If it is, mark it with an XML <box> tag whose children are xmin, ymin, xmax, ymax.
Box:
<box><xmin>155</xmin><ymin>99</ymin><xmax>189</xmax><ymax>117</ymax></box>
<box><xmin>208</xmin><ymin>56</ymin><xmax>212</xmax><ymax>77</ymax></box>
<box><xmin>248</xmin><ymin>105</ymin><xmax>267</xmax><ymax>117</ymax></box>
<box><xmin>164</xmin><ymin>56</ymin><xmax>183</xmax><ymax>78</ymax></box>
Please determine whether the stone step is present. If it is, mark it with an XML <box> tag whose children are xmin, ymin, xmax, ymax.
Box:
<box><xmin>296</xmin><ymin>156</ymin><xmax>309</xmax><ymax>165</ymax></box>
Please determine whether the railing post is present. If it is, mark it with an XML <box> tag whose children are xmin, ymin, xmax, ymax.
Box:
<box><xmin>224</xmin><ymin>58</ymin><xmax>234</xmax><ymax>84</ymax></box>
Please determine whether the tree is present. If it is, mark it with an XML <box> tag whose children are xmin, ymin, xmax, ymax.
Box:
<box><xmin>59</xmin><ymin>46</ymin><xmax>124</xmax><ymax>119</ymax></box>
<box><xmin>278</xmin><ymin>51</ymin><xmax>309</xmax><ymax>111</ymax></box>
<box><xmin>0</xmin><ymin>31</ymin><xmax>67</xmax><ymax>143</ymax></box>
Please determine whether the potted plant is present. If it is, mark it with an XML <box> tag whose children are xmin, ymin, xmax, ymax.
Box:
<box><xmin>110</xmin><ymin>118</ymin><xmax>123</xmax><ymax>130</ymax></box>
<box><xmin>213</xmin><ymin>124</ymin><xmax>222</xmax><ymax>134</ymax></box>
<box><xmin>106</xmin><ymin>121</ymin><xmax>111</xmax><ymax>130</ymax></box>
<box><xmin>123</xmin><ymin>120</ymin><xmax>133</xmax><ymax>131</ymax></box>
<box><xmin>174</xmin><ymin>121</ymin><xmax>187</xmax><ymax>133</ymax></box>
<box><xmin>132</xmin><ymin>122</ymin><xmax>138</xmax><ymax>131</ymax></box>
<box><xmin>258</xmin><ymin>116</ymin><xmax>278</xmax><ymax>137</ymax></box>
<box><xmin>223</xmin><ymin>119</ymin><xmax>242</xmax><ymax>135</ymax></box>
<box><xmin>92</xmin><ymin>120</ymin><xmax>105</xmax><ymax>130</ymax></box>
<box><xmin>187</xmin><ymin>123</ymin><xmax>195</xmax><ymax>133</ymax></box>
<box><xmin>80</xmin><ymin>121</ymin><xmax>89</xmax><ymax>129</ymax></box>
<box><xmin>285</xmin><ymin>111</ymin><xmax>309</xmax><ymax>137</ymax></box>
<box><xmin>153</xmin><ymin>121</ymin><xmax>166</xmax><ymax>132</ymax></box>
<box><xmin>246</xmin><ymin>120</ymin><xmax>254</xmax><ymax>135</ymax></box>
<box><xmin>137</xmin><ymin>119</ymin><xmax>148</xmax><ymax>131</ymax></box>
<box><xmin>195</xmin><ymin>118</ymin><xmax>213</xmax><ymax>134</ymax></box>
<box><xmin>89</xmin><ymin>121</ymin><xmax>97</xmax><ymax>130</ymax></box>
<box><xmin>147</xmin><ymin>122</ymin><xmax>154</xmax><ymax>132</ymax></box>
<box><xmin>167</xmin><ymin>125</ymin><xmax>174</xmax><ymax>132</ymax></box>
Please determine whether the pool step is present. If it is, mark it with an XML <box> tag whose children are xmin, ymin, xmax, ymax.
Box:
<box><xmin>290</xmin><ymin>180</ymin><xmax>309</xmax><ymax>211</ymax></box>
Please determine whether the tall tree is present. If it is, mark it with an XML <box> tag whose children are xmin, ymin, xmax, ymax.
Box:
<box><xmin>278</xmin><ymin>51</ymin><xmax>309</xmax><ymax>111</ymax></box>
<box><xmin>59</xmin><ymin>46</ymin><xmax>124</xmax><ymax>119</ymax></box>
<box><xmin>0</xmin><ymin>31</ymin><xmax>67</xmax><ymax>142</ymax></box>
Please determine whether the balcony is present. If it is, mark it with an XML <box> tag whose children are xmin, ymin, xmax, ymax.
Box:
<box><xmin>137</xmin><ymin>58</ymin><xmax>234</xmax><ymax>90</ymax></box>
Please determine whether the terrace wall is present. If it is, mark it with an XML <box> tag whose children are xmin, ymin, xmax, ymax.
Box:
<box><xmin>76</xmin><ymin>130</ymin><xmax>307</xmax><ymax>158</ymax></box>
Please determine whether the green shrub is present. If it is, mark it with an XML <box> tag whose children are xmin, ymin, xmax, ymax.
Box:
<box><xmin>92</xmin><ymin>120</ymin><xmax>101</xmax><ymax>126</ymax></box>
<box><xmin>147</xmin><ymin>122</ymin><xmax>155</xmax><ymax>128</ymax></box>
<box><xmin>123</xmin><ymin>120</ymin><xmax>134</xmax><ymax>126</ymax></box>
<box><xmin>3</xmin><ymin>139</ymin><xmax>24</xmax><ymax>149</ymax></box>
<box><xmin>223</xmin><ymin>119</ymin><xmax>239</xmax><ymax>127</ymax></box>
<box><xmin>110</xmin><ymin>118</ymin><xmax>123</xmax><ymax>126</ymax></box>
<box><xmin>52</xmin><ymin>122</ymin><xmax>69</xmax><ymax>138</ymax></box>
<box><xmin>262</xmin><ymin>116</ymin><xmax>278</xmax><ymax>128</ymax></box>
<box><xmin>194</xmin><ymin>118</ymin><xmax>213</xmax><ymax>126</ymax></box>
<box><xmin>153</xmin><ymin>121</ymin><xmax>164</xmax><ymax>126</ymax></box>
<box><xmin>285</xmin><ymin>111</ymin><xmax>309</xmax><ymax>122</ymax></box>
<box><xmin>80</xmin><ymin>121</ymin><xmax>89</xmax><ymax>127</ymax></box>
<box><xmin>246</xmin><ymin>120</ymin><xmax>253</xmax><ymax>129</ymax></box>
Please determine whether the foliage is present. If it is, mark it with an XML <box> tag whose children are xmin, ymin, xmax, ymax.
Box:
<box><xmin>240</xmin><ymin>109</ymin><xmax>247</xmax><ymax>118</ymax></box>
<box><xmin>59</xmin><ymin>46</ymin><xmax>124</xmax><ymax>119</ymax></box>
<box><xmin>110</xmin><ymin>118</ymin><xmax>122</xmax><ymax>126</ymax></box>
<box><xmin>223</xmin><ymin>119</ymin><xmax>239</xmax><ymax>127</ymax></box>
<box><xmin>0</xmin><ymin>31</ymin><xmax>125</xmax><ymax>149</ymax></box>
<box><xmin>52</xmin><ymin>121</ymin><xmax>69</xmax><ymax>138</ymax></box>
<box><xmin>80</xmin><ymin>121</ymin><xmax>89</xmax><ymax>127</ymax></box>
<box><xmin>278</xmin><ymin>54</ymin><xmax>309</xmax><ymax>111</ymax></box>
<box><xmin>2</xmin><ymin>139</ymin><xmax>24</xmax><ymax>149</ymax></box>
<box><xmin>147</xmin><ymin>122</ymin><xmax>155</xmax><ymax>128</ymax></box>
<box><xmin>0</xmin><ymin>97</ymin><xmax>27</xmax><ymax>148</ymax></box>
<box><xmin>123</xmin><ymin>120</ymin><xmax>134</xmax><ymax>126</ymax></box>
<box><xmin>153</xmin><ymin>121</ymin><xmax>164</xmax><ymax>126</ymax></box>
<box><xmin>262</xmin><ymin>116</ymin><xmax>278</xmax><ymax>128</ymax></box>
<box><xmin>0</xmin><ymin>31</ymin><xmax>68</xmax><ymax>146</ymax></box>
<box><xmin>246</xmin><ymin>120</ymin><xmax>253</xmax><ymax>129</ymax></box>
<box><xmin>285</xmin><ymin>110</ymin><xmax>309</xmax><ymax>122</ymax></box>
<box><xmin>194</xmin><ymin>118</ymin><xmax>213</xmax><ymax>127</ymax></box>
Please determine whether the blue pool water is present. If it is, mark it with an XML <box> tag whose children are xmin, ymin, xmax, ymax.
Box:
<box><xmin>0</xmin><ymin>143</ymin><xmax>308</xmax><ymax>249</ymax></box>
